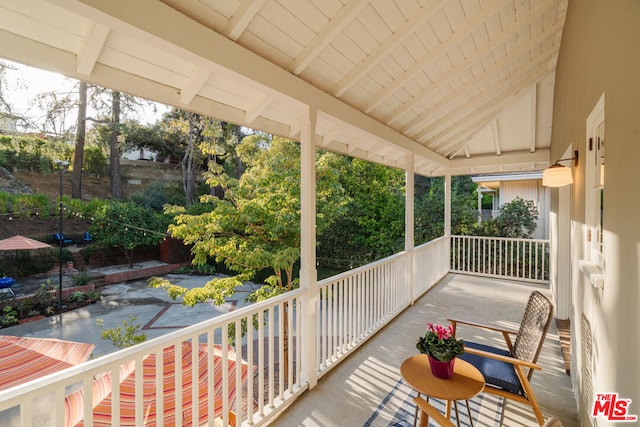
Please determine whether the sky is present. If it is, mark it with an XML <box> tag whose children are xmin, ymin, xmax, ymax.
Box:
<box><xmin>2</xmin><ymin>59</ymin><xmax>169</xmax><ymax>133</ymax></box>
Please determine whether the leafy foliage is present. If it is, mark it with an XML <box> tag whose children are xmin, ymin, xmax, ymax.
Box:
<box><xmin>414</xmin><ymin>175</ymin><xmax>481</xmax><ymax>244</ymax></box>
<box><xmin>128</xmin><ymin>181</ymin><xmax>185</xmax><ymax>211</ymax></box>
<box><xmin>0</xmin><ymin>135</ymin><xmax>72</xmax><ymax>173</ymax></box>
<box><xmin>476</xmin><ymin>197</ymin><xmax>538</xmax><ymax>238</ymax></box>
<box><xmin>317</xmin><ymin>157</ymin><xmax>403</xmax><ymax>271</ymax></box>
<box><xmin>83</xmin><ymin>145</ymin><xmax>107</xmax><ymax>176</ymax></box>
<box><xmin>90</xmin><ymin>200</ymin><xmax>167</xmax><ymax>267</ymax></box>
<box><xmin>416</xmin><ymin>322</ymin><xmax>465</xmax><ymax>362</ymax></box>
<box><xmin>96</xmin><ymin>314</ymin><xmax>146</xmax><ymax>349</ymax></box>
<box><xmin>152</xmin><ymin>135</ymin><xmax>347</xmax><ymax>306</ymax></box>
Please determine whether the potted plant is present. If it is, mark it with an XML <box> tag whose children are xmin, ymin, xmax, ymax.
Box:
<box><xmin>416</xmin><ymin>322</ymin><xmax>464</xmax><ymax>379</ymax></box>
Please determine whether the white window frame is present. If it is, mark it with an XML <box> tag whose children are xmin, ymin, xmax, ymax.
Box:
<box><xmin>585</xmin><ymin>94</ymin><xmax>605</xmax><ymax>270</ymax></box>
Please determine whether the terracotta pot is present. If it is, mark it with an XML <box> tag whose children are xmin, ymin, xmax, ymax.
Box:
<box><xmin>428</xmin><ymin>354</ymin><xmax>455</xmax><ymax>379</ymax></box>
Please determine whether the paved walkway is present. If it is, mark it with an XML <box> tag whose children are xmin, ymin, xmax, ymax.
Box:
<box><xmin>3</xmin><ymin>262</ymin><xmax>260</xmax><ymax>358</ymax></box>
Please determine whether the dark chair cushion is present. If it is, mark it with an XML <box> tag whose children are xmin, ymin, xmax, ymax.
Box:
<box><xmin>460</xmin><ymin>341</ymin><xmax>523</xmax><ymax>395</ymax></box>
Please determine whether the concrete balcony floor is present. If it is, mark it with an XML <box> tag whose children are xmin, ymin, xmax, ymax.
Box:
<box><xmin>273</xmin><ymin>274</ymin><xmax>578</xmax><ymax>426</ymax></box>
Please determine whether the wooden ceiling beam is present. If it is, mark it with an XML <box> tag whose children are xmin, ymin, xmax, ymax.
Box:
<box><xmin>492</xmin><ymin>119</ymin><xmax>502</xmax><ymax>156</ymax></box>
<box><xmin>288</xmin><ymin>0</ymin><xmax>369</xmax><ymax>75</ymax></box>
<box><xmin>332</xmin><ymin>0</ymin><xmax>449</xmax><ymax>97</ymax></box>
<box><xmin>363</xmin><ymin>0</ymin><xmax>509</xmax><ymax>113</ymax></box>
<box><xmin>76</xmin><ymin>22</ymin><xmax>109</xmax><ymax>76</ymax></box>
<box><xmin>179</xmin><ymin>65</ymin><xmax>212</xmax><ymax>105</ymax></box>
<box><xmin>436</xmin><ymin>68</ymin><xmax>552</xmax><ymax>156</ymax></box>
<box><xmin>418</xmin><ymin>53</ymin><xmax>556</xmax><ymax>145</ymax></box>
<box><xmin>224</xmin><ymin>0</ymin><xmax>268</xmax><ymax>41</ymax></box>
<box><xmin>395</xmin><ymin>25</ymin><xmax>563</xmax><ymax>133</ymax></box>
<box><xmin>244</xmin><ymin>94</ymin><xmax>273</xmax><ymax>124</ymax></box>
<box><xmin>529</xmin><ymin>84</ymin><xmax>537</xmax><ymax>152</ymax></box>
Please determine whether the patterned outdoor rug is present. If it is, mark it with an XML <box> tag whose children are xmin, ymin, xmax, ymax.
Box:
<box><xmin>364</xmin><ymin>378</ymin><xmax>503</xmax><ymax>427</ymax></box>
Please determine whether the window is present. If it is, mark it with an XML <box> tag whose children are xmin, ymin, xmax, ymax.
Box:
<box><xmin>585</xmin><ymin>94</ymin><xmax>605</xmax><ymax>273</ymax></box>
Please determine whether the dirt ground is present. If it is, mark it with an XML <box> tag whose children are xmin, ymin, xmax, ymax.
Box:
<box><xmin>0</xmin><ymin>171</ymin><xmax>110</xmax><ymax>240</ymax></box>
<box><xmin>12</xmin><ymin>171</ymin><xmax>112</xmax><ymax>201</ymax></box>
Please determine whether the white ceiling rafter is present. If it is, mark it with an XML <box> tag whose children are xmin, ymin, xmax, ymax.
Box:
<box><xmin>419</xmin><ymin>54</ymin><xmax>556</xmax><ymax>145</ymax></box>
<box><xmin>76</xmin><ymin>21</ymin><xmax>109</xmax><ymax>75</ymax></box>
<box><xmin>289</xmin><ymin>117</ymin><xmax>301</xmax><ymax>138</ymax></box>
<box><xmin>332</xmin><ymin>0</ymin><xmax>450</xmax><ymax>98</ymax></box>
<box><xmin>449</xmin><ymin>149</ymin><xmax>550</xmax><ymax>170</ymax></box>
<box><xmin>245</xmin><ymin>94</ymin><xmax>273</xmax><ymax>124</ymax></box>
<box><xmin>392</xmin><ymin>25</ymin><xmax>563</xmax><ymax>133</ymax></box>
<box><xmin>321</xmin><ymin>126</ymin><xmax>342</xmax><ymax>147</ymax></box>
<box><xmin>402</xmin><ymin>49</ymin><xmax>557</xmax><ymax>138</ymax></box>
<box><xmin>224</xmin><ymin>0</ymin><xmax>268</xmax><ymax>41</ymax></box>
<box><xmin>529</xmin><ymin>83</ymin><xmax>537</xmax><ymax>152</ymax></box>
<box><xmin>287</xmin><ymin>0</ymin><xmax>369</xmax><ymax>75</ymax></box>
<box><xmin>363</xmin><ymin>0</ymin><xmax>509</xmax><ymax>114</ymax></box>
<box><xmin>179</xmin><ymin>65</ymin><xmax>212</xmax><ymax>105</ymax></box>
<box><xmin>438</xmin><ymin>69</ymin><xmax>552</xmax><ymax>156</ymax></box>
<box><xmin>492</xmin><ymin>119</ymin><xmax>502</xmax><ymax>155</ymax></box>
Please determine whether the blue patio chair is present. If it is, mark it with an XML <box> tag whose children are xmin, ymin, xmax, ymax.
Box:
<box><xmin>0</xmin><ymin>276</ymin><xmax>16</xmax><ymax>298</ymax></box>
<box><xmin>82</xmin><ymin>231</ymin><xmax>93</xmax><ymax>244</ymax></box>
<box><xmin>53</xmin><ymin>233</ymin><xmax>74</xmax><ymax>246</ymax></box>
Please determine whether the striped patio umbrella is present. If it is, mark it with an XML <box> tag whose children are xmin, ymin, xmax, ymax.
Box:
<box><xmin>65</xmin><ymin>342</ymin><xmax>250</xmax><ymax>427</ymax></box>
<box><xmin>0</xmin><ymin>336</ymin><xmax>95</xmax><ymax>390</ymax></box>
<box><xmin>0</xmin><ymin>235</ymin><xmax>51</xmax><ymax>251</ymax></box>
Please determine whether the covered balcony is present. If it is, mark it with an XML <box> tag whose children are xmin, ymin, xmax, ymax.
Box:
<box><xmin>0</xmin><ymin>236</ymin><xmax>576</xmax><ymax>426</ymax></box>
<box><xmin>0</xmin><ymin>0</ymin><xmax>638</xmax><ymax>426</ymax></box>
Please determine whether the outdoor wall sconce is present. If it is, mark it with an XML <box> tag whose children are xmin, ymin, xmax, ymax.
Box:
<box><xmin>542</xmin><ymin>150</ymin><xmax>578</xmax><ymax>187</ymax></box>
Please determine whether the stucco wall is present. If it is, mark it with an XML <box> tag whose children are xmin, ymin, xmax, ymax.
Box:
<box><xmin>551</xmin><ymin>0</ymin><xmax>640</xmax><ymax>422</ymax></box>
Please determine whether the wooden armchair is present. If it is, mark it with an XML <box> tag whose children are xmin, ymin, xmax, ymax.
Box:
<box><xmin>413</xmin><ymin>397</ymin><xmax>455</xmax><ymax>427</ymax></box>
<box><xmin>448</xmin><ymin>291</ymin><xmax>553</xmax><ymax>426</ymax></box>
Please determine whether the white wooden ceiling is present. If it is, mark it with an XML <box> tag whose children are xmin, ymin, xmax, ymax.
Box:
<box><xmin>0</xmin><ymin>0</ymin><xmax>567</xmax><ymax>176</ymax></box>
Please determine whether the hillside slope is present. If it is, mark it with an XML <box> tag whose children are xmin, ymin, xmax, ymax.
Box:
<box><xmin>0</xmin><ymin>170</ymin><xmax>108</xmax><ymax>240</ymax></box>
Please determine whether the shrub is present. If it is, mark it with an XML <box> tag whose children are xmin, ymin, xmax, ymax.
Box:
<box><xmin>0</xmin><ymin>193</ymin><xmax>10</xmax><ymax>215</ymax></box>
<box><xmin>68</xmin><ymin>291</ymin><xmax>87</xmax><ymax>303</ymax></box>
<box><xmin>0</xmin><ymin>248</ymin><xmax>58</xmax><ymax>278</ymax></box>
<box><xmin>71</xmin><ymin>271</ymin><xmax>92</xmax><ymax>287</ymax></box>
<box><xmin>83</xmin><ymin>145</ymin><xmax>107</xmax><ymax>176</ymax></box>
<box><xmin>11</xmin><ymin>194</ymin><xmax>51</xmax><ymax>219</ymax></box>
<box><xmin>128</xmin><ymin>182</ymin><xmax>185</xmax><ymax>211</ymax></box>
<box><xmin>96</xmin><ymin>314</ymin><xmax>146</xmax><ymax>349</ymax></box>
<box><xmin>1</xmin><ymin>306</ymin><xmax>18</xmax><ymax>327</ymax></box>
<box><xmin>34</xmin><ymin>281</ymin><xmax>57</xmax><ymax>310</ymax></box>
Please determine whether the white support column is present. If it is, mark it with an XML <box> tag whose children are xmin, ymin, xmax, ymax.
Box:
<box><xmin>445</xmin><ymin>174</ymin><xmax>452</xmax><ymax>273</ymax></box>
<box><xmin>445</xmin><ymin>174</ymin><xmax>452</xmax><ymax>237</ymax></box>
<box><xmin>477</xmin><ymin>188</ymin><xmax>483</xmax><ymax>224</ymax></box>
<box><xmin>299</xmin><ymin>106</ymin><xmax>318</xmax><ymax>388</ymax></box>
<box><xmin>405</xmin><ymin>153</ymin><xmax>415</xmax><ymax>302</ymax></box>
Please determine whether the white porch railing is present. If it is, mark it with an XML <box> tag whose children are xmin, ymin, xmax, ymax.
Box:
<box><xmin>314</xmin><ymin>236</ymin><xmax>449</xmax><ymax>377</ymax></box>
<box><xmin>450</xmin><ymin>235</ymin><xmax>550</xmax><ymax>283</ymax></box>
<box><xmin>0</xmin><ymin>236</ymin><xmax>473</xmax><ymax>427</ymax></box>
<box><xmin>0</xmin><ymin>290</ymin><xmax>306</xmax><ymax>427</ymax></box>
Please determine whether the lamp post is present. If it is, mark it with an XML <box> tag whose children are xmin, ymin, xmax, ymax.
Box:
<box><xmin>55</xmin><ymin>160</ymin><xmax>69</xmax><ymax>309</ymax></box>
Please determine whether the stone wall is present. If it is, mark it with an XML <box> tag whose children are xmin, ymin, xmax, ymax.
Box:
<box><xmin>120</xmin><ymin>159</ymin><xmax>184</xmax><ymax>195</ymax></box>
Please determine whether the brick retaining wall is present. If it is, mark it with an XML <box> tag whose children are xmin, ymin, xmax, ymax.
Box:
<box><xmin>100</xmin><ymin>262</ymin><xmax>190</xmax><ymax>285</ymax></box>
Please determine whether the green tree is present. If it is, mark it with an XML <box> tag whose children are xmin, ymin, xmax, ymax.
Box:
<box><xmin>317</xmin><ymin>157</ymin><xmax>404</xmax><ymax>272</ymax></box>
<box><xmin>157</xmin><ymin>109</ymin><xmax>220</xmax><ymax>205</ymax></box>
<box><xmin>150</xmin><ymin>135</ymin><xmax>347</xmax><ymax>305</ymax></box>
<box><xmin>476</xmin><ymin>197</ymin><xmax>538</xmax><ymax>238</ymax></box>
<box><xmin>71</xmin><ymin>81</ymin><xmax>87</xmax><ymax>199</ymax></box>
<box><xmin>90</xmin><ymin>200</ymin><xmax>167</xmax><ymax>268</ymax></box>
<box><xmin>414</xmin><ymin>175</ymin><xmax>478</xmax><ymax>243</ymax></box>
